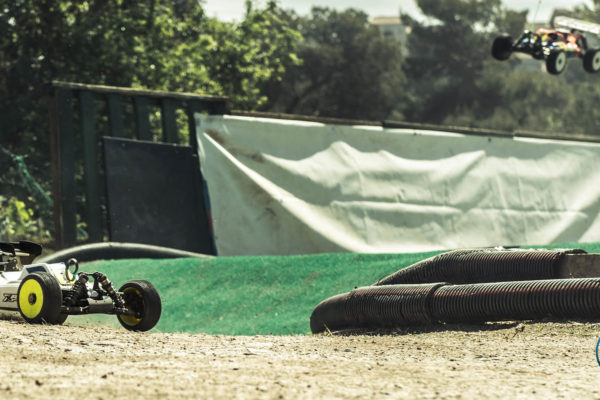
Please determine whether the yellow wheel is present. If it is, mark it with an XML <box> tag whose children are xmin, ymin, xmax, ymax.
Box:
<box><xmin>117</xmin><ymin>280</ymin><xmax>161</xmax><ymax>332</ymax></box>
<box><xmin>17</xmin><ymin>272</ymin><xmax>63</xmax><ymax>324</ymax></box>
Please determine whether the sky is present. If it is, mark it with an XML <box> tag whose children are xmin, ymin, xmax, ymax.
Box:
<box><xmin>203</xmin><ymin>0</ymin><xmax>595</xmax><ymax>23</ymax></box>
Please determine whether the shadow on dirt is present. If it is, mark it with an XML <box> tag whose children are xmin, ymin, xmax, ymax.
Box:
<box><xmin>329</xmin><ymin>318</ymin><xmax>600</xmax><ymax>336</ymax></box>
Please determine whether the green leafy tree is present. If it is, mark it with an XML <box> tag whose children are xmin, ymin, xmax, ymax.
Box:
<box><xmin>262</xmin><ymin>7</ymin><xmax>406</xmax><ymax>121</ymax></box>
<box><xmin>204</xmin><ymin>1</ymin><xmax>302</xmax><ymax>109</ymax></box>
<box><xmin>0</xmin><ymin>195</ymin><xmax>51</xmax><ymax>242</ymax></box>
<box><xmin>401</xmin><ymin>0</ymin><xmax>509</xmax><ymax>124</ymax></box>
<box><xmin>444</xmin><ymin>62</ymin><xmax>577</xmax><ymax>132</ymax></box>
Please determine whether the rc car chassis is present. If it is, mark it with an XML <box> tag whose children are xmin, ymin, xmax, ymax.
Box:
<box><xmin>0</xmin><ymin>241</ymin><xmax>161</xmax><ymax>331</ymax></box>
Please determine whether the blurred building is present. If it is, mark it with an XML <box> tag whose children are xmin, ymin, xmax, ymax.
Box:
<box><xmin>370</xmin><ymin>16</ymin><xmax>411</xmax><ymax>55</ymax></box>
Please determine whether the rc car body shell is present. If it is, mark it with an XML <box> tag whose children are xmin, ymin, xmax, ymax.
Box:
<box><xmin>0</xmin><ymin>262</ymin><xmax>72</xmax><ymax>317</ymax></box>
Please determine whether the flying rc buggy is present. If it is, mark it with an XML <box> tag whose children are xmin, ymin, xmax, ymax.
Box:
<box><xmin>0</xmin><ymin>241</ymin><xmax>161</xmax><ymax>331</ymax></box>
<box><xmin>492</xmin><ymin>16</ymin><xmax>600</xmax><ymax>75</ymax></box>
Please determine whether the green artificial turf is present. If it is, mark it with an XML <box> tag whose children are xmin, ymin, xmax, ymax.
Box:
<box><xmin>71</xmin><ymin>242</ymin><xmax>600</xmax><ymax>336</ymax></box>
<box><xmin>72</xmin><ymin>250</ymin><xmax>440</xmax><ymax>335</ymax></box>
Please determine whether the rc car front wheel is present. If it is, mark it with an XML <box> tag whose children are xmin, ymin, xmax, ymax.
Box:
<box><xmin>546</xmin><ymin>51</ymin><xmax>567</xmax><ymax>74</ymax></box>
<box><xmin>491</xmin><ymin>35</ymin><xmax>513</xmax><ymax>61</ymax></box>
<box><xmin>584</xmin><ymin>49</ymin><xmax>600</xmax><ymax>73</ymax></box>
<box><xmin>117</xmin><ymin>280</ymin><xmax>161</xmax><ymax>332</ymax></box>
<box><xmin>17</xmin><ymin>272</ymin><xmax>63</xmax><ymax>324</ymax></box>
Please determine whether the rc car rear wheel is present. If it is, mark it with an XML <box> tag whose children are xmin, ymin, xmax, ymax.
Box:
<box><xmin>583</xmin><ymin>49</ymin><xmax>600</xmax><ymax>73</ymax></box>
<box><xmin>546</xmin><ymin>51</ymin><xmax>567</xmax><ymax>74</ymax></box>
<box><xmin>53</xmin><ymin>313</ymin><xmax>68</xmax><ymax>324</ymax></box>
<box><xmin>17</xmin><ymin>272</ymin><xmax>63</xmax><ymax>324</ymax></box>
<box><xmin>117</xmin><ymin>280</ymin><xmax>161</xmax><ymax>332</ymax></box>
<box><xmin>491</xmin><ymin>35</ymin><xmax>513</xmax><ymax>61</ymax></box>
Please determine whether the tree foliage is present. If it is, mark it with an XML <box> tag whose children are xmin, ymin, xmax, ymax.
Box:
<box><xmin>0</xmin><ymin>0</ymin><xmax>301</xmax><ymax>153</ymax></box>
<box><xmin>205</xmin><ymin>1</ymin><xmax>302</xmax><ymax>109</ymax></box>
<box><xmin>401</xmin><ymin>0</ymin><xmax>515</xmax><ymax>123</ymax></box>
<box><xmin>262</xmin><ymin>7</ymin><xmax>406</xmax><ymax>121</ymax></box>
<box><xmin>395</xmin><ymin>0</ymin><xmax>600</xmax><ymax>136</ymax></box>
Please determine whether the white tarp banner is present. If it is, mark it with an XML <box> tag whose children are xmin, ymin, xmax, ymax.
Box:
<box><xmin>196</xmin><ymin>115</ymin><xmax>600</xmax><ymax>256</ymax></box>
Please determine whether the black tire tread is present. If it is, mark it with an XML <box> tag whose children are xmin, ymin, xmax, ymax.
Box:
<box><xmin>117</xmin><ymin>280</ymin><xmax>162</xmax><ymax>332</ymax></box>
<box><xmin>583</xmin><ymin>49</ymin><xmax>600</xmax><ymax>73</ymax></box>
<box><xmin>546</xmin><ymin>51</ymin><xmax>566</xmax><ymax>75</ymax></box>
<box><xmin>17</xmin><ymin>272</ymin><xmax>63</xmax><ymax>324</ymax></box>
<box><xmin>492</xmin><ymin>35</ymin><xmax>513</xmax><ymax>61</ymax></box>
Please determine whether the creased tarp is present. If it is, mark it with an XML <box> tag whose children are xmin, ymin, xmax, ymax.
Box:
<box><xmin>195</xmin><ymin>115</ymin><xmax>600</xmax><ymax>256</ymax></box>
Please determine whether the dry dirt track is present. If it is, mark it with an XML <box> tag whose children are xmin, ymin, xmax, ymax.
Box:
<box><xmin>1</xmin><ymin>319</ymin><xmax>600</xmax><ymax>399</ymax></box>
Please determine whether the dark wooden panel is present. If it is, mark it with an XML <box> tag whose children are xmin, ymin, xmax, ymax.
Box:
<box><xmin>50</xmin><ymin>82</ymin><xmax>229</xmax><ymax>250</ymax></box>
<box><xmin>53</xmin><ymin>80</ymin><xmax>228</xmax><ymax>103</ymax></box>
<box><xmin>161</xmin><ymin>98</ymin><xmax>178</xmax><ymax>144</ymax></box>
<box><xmin>56</xmin><ymin>89</ymin><xmax>77</xmax><ymax>246</ymax></box>
<box><xmin>134</xmin><ymin>96</ymin><xmax>152</xmax><ymax>141</ymax></box>
<box><xmin>103</xmin><ymin>137</ymin><xmax>215</xmax><ymax>254</ymax></box>
<box><xmin>79</xmin><ymin>91</ymin><xmax>103</xmax><ymax>242</ymax></box>
<box><xmin>107</xmin><ymin>93</ymin><xmax>126</xmax><ymax>138</ymax></box>
<box><xmin>186</xmin><ymin>100</ymin><xmax>204</xmax><ymax>150</ymax></box>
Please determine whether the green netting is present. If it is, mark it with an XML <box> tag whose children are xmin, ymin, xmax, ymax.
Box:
<box><xmin>0</xmin><ymin>146</ymin><xmax>52</xmax><ymax>219</ymax></box>
<box><xmin>70</xmin><ymin>242</ymin><xmax>600</xmax><ymax>335</ymax></box>
<box><xmin>0</xmin><ymin>146</ymin><xmax>87</xmax><ymax>240</ymax></box>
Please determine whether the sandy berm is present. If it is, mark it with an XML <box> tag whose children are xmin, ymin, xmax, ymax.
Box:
<box><xmin>1</xmin><ymin>319</ymin><xmax>599</xmax><ymax>399</ymax></box>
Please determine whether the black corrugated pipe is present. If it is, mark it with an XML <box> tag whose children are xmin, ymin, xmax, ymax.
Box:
<box><xmin>311</xmin><ymin>278</ymin><xmax>600</xmax><ymax>333</ymax></box>
<box><xmin>310</xmin><ymin>283</ymin><xmax>445</xmax><ymax>333</ymax></box>
<box><xmin>375</xmin><ymin>248</ymin><xmax>585</xmax><ymax>285</ymax></box>
<box><xmin>430</xmin><ymin>278</ymin><xmax>600</xmax><ymax>323</ymax></box>
<box><xmin>310</xmin><ymin>247</ymin><xmax>595</xmax><ymax>334</ymax></box>
<box><xmin>37</xmin><ymin>242</ymin><xmax>212</xmax><ymax>264</ymax></box>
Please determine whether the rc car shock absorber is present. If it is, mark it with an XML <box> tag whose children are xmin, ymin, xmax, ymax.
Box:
<box><xmin>92</xmin><ymin>272</ymin><xmax>125</xmax><ymax>309</ymax></box>
<box><xmin>64</xmin><ymin>272</ymin><xmax>125</xmax><ymax>310</ymax></box>
<box><xmin>64</xmin><ymin>273</ymin><xmax>90</xmax><ymax>306</ymax></box>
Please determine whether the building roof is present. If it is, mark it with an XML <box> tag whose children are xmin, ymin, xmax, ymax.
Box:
<box><xmin>371</xmin><ymin>16</ymin><xmax>403</xmax><ymax>26</ymax></box>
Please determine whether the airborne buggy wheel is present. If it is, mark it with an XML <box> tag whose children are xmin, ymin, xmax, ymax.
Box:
<box><xmin>117</xmin><ymin>280</ymin><xmax>161</xmax><ymax>332</ymax></box>
<box><xmin>546</xmin><ymin>51</ymin><xmax>567</xmax><ymax>74</ymax></box>
<box><xmin>491</xmin><ymin>35</ymin><xmax>513</xmax><ymax>61</ymax></box>
<box><xmin>583</xmin><ymin>49</ymin><xmax>600</xmax><ymax>73</ymax></box>
<box><xmin>17</xmin><ymin>272</ymin><xmax>64</xmax><ymax>324</ymax></box>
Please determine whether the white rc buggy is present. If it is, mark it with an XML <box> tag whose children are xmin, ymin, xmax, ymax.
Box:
<box><xmin>0</xmin><ymin>241</ymin><xmax>161</xmax><ymax>331</ymax></box>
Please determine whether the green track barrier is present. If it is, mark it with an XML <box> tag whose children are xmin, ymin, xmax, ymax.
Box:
<box><xmin>72</xmin><ymin>242</ymin><xmax>600</xmax><ymax>335</ymax></box>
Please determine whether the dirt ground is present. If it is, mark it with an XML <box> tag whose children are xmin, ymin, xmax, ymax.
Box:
<box><xmin>1</xmin><ymin>318</ymin><xmax>600</xmax><ymax>399</ymax></box>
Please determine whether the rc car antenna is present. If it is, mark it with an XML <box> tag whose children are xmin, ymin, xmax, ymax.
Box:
<box><xmin>531</xmin><ymin>0</ymin><xmax>542</xmax><ymax>32</ymax></box>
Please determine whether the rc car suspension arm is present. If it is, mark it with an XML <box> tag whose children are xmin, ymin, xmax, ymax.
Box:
<box><xmin>62</xmin><ymin>271</ymin><xmax>130</xmax><ymax>315</ymax></box>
